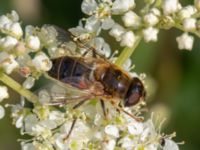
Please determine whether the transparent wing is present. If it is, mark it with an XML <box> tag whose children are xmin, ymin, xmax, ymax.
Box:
<box><xmin>42</xmin><ymin>25</ymin><xmax>109</xmax><ymax>59</ymax></box>
<box><xmin>42</xmin><ymin>24</ymin><xmax>71</xmax><ymax>44</ymax></box>
<box><xmin>35</xmin><ymin>81</ymin><xmax>94</xmax><ymax>106</ymax></box>
<box><xmin>40</xmin><ymin>24</ymin><xmax>78</xmax><ymax>58</ymax></box>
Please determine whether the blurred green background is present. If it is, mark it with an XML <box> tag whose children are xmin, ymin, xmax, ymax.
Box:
<box><xmin>0</xmin><ymin>0</ymin><xmax>200</xmax><ymax>150</ymax></box>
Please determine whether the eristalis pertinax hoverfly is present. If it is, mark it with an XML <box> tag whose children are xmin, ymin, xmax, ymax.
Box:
<box><xmin>40</xmin><ymin>25</ymin><xmax>146</xmax><ymax>123</ymax></box>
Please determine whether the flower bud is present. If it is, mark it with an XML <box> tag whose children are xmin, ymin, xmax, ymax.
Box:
<box><xmin>26</xmin><ymin>35</ymin><xmax>40</xmax><ymax>51</ymax></box>
<box><xmin>122</xmin><ymin>11</ymin><xmax>141</xmax><ymax>28</ymax></box>
<box><xmin>32</xmin><ymin>52</ymin><xmax>52</xmax><ymax>71</ymax></box>
<box><xmin>183</xmin><ymin>18</ymin><xmax>196</xmax><ymax>31</ymax></box>
<box><xmin>120</xmin><ymin>31</ymin><xmax>136</xmax><ymax>47</ymax></box>
<box><xmin>176</xmin><ymin>33</ymin><xmax>194</xmax><ymax>51</ymax></box>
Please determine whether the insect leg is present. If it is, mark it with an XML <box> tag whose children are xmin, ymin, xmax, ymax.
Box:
<box><xmin>114</xmin><ymin>104</ymin><xmax>143</xmax><ymax>122</ymax></box>
<box><xmin>100</xmin><ymin>99</ymin><xmax>143</xmax><ymax>122</ymax></box>
<box><xmin>64</xmin><ymin>118</ymin><xmax>77</xmax><ymax>141</ymax></box>
<box><xmin>100</xmin><ymin>99</ymin><xmax>108</xmax><ymax>119</ymax></box>
<box><xmin>63</xmin><ymin>96</ymin><xmax>96</xmax><ymax>141</ymax></box>
<box><xmin>73</xmin><ymin>100</ymin><xmax>86</xmax><ymax>109</ymax></box>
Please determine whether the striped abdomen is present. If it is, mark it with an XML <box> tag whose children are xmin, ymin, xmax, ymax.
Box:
<box><xmin>48</xmin><ymin>56</ymin><xmax>93</xmax><ymax>89</ymax></box>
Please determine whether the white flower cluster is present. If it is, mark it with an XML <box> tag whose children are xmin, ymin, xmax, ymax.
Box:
<box><xmin>0</xmin><ymin>11</ymin><xmax>55</xmax><ymax>120</ymax></box>
<box><xmin>71</xmin><ymin>0</ymin><xmax>200</xmax><ymax>52</ymax></box>
<box><xmin>0</xmin><ymin>12</ymin><xmax>53</xmax><ymax>76</ymax></box>
<box><xmin>2</xmin><ymin>0</ymin><xmax>200</xmax><ymax>149</ymax></box>
<box><xmin>9</xmin><ymin>84</ymin><xmax>178</xmax><ymax>150</ymax></box>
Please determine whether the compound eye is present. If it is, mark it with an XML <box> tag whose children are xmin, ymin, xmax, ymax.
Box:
<box><xmin>124</xmin><ymin>78</ymin><xmax>145</xmax><ymax>107</ymax></box>
<box><xmin>124</xmin><ymin>87</ymin><xmax>141</xmax><ymax>107</ymax></box>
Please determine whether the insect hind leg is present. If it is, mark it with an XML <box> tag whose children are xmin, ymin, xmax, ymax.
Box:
<box><xmin>63</xmin><ymin>118</ymin><xmax>77</xmax><ymax>141</ymax></box>
<box><xmin>100</xmin><ymin>99</ymin><xmax>108</xmax><ymax>120</ymax></box>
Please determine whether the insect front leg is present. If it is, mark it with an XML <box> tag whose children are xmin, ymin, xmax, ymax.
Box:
<box><xmin>102</xmin><ymin>99</ymin><xmax>143</xmax><ymax>122</ymax></box>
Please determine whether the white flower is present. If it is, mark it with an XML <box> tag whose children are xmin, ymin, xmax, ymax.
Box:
<box><xmin>195</xmin><ymin>0</ymin><xmax>200</xmax><ymax>10</ymax></box>
<box><xmin>101</xmin><ymin>17</ymin><xmax>115</xmax><ymax>30</ymax></box>
<box><xmin>141</xmin><ymin>119</ymin><xmax>157</xmax><ymax>141</ymax></box>
<box><xmin>163</xmin><ymin>139</ymin><xmax>179</xmax><ymax>150</ymax></box>
<box><xmin>112</xmin><ymin>0</ymin><xmax>135</xmax><ymax>14</ymax></box>
<box><xmin>102</xmin><ymin>139</ymin><xmax>116</xmax><ymax>150</ymax></box>
<box><xmin>24</xmin><ymin>114</ymin><xmax>39</xmax><ymax>133</ymax></box>
<box><xmin>22</xmin><ymin>76</ymin><xmax>35</xmax><ymax>89</ymax></box>
<box><xmin>0</xmin><ymin>86</ymin><xmax>9</xmax><ymax>102</ymax></box>
<box><xmin>0</xmin><ymin>36</ymin><xmax>18</xmax><ymax>51</ymax></box>
<box><xmin>21</xmin><ymin>143</ymin><xmax>35</xmax><ymax>150</ymax></box>
<box><xmin>109</xmin><ymin>23</ymin><xmax>125</xmax><ymax>41</ymax></box>
<box><xmin>128</xmin><ymin>122</ymin><xmax>143</xmax><ymax>135</ymax></box>
<box><xmin>0</xmin><ymin>15</ymin><xmax>12</xmax><ymax>28</ymax></box>
<box><xmin>91</xmin><ymin>37</ymin><xmax>111</xmax><ymax>57</ymax></box>
<box><xmin>143</xmin><ymin>13</ymin><xmax>159</xmax><ymax>26</ymax></box>
<box><xmin>10</xmin><ymin>22</ymin><xmax>23</xmax><ymax>38</ymax></box>
<box><xmin>120</xmin><ymin>137</ymin><xmax>134</xmax><ymax>149</ymax></box>
<box><xmin>16</xmin><ymin>115</ymin><xmax>24</xmax><ymax>128</ymax></box>
<box><xmin>32</xmin><ymin>124</ymin><xmax>52</xmax><ymax>137</ymax></box>
<box><xmin>162</xmin><ymin>0</ymin><xmax>179</xmax><ymax>15</ymax></box>
<box><xmin>10</xmin><ymin>10</ymin><xmax>19</xmax><ymax>22</ymax></box>
<box><xmin>143</xmin><ymin>27</ymin><xmax>159</xmax><ymax>42</ymax></box>
<box><xmin>105</xmin><ymin>125</ymin><xmax>119</xmax><ymax>138</ymax></box>
<box><xmin>26</xmin><ymin>35</ymin><xmax>40</xmax><ymax>51</ymax></box>
<box><xmin>150</xmin><ymin>8</ymin><xmax>161</xmax><ymax>17</ymax></box>
<box><xmin>183</xmin><ymin>18</ymin><xmax>196</xmax><ymax>31</ymax></box>
<box><xmin>176</xmin><ymin>33</ymin><xmax>194</xmax><ymax>51</ymax></box>
<box><xmin>4</xmin><ymin>22</ymin><xmax>23</xmax><ymax>39</ymax></box>
<box><xmin>85</xmin><ymin>16</ymin><xmax>101</xmax><ymax>32</ymax></box>
<box><xmin>122</xmin><ymin>11</ymin><xmax>141</xmax><ymax>28</ymax></box>
<box><xmin>48</xmin><ymin>111</ymin><xmax>65</xmax><ymax>123</ymax></box>
<box><xmin>32</xmin><ymin>52</ymin><xmax>52</xmax><ymax>71</ymax></box>
<box><xmin>0</xmin><ymin>52</ymin><xmax>19</xmax><ymax>74</ymax></box>
<box><xmin>0</xmin><ymin>105</ymin><xmax>5</xmax><ymax>119</ymax></box>
<box><xmin>81</xmin><ymin>0</ymin><xmax>98</xmax><ymax>15</ymax></box>
<box><xmin>178</xmin><ymin>6</ymin><xmax>197</xmax><ymax>20</ymax></box>
<box><xmin>120</xmin><ymin>31</ymin><xmax>136</xmax><ymax>47</ymax></box>
<box><xmin>54</xmin><ymin>134</ymin><xmax>69</xmax><ymax>150</ymax></box>
<box><xmin>145</xmin><ymin>143</ymin><xmax>158</xmax><ymax>150</ymax></box>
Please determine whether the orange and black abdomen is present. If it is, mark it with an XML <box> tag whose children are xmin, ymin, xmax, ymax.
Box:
<box><xmin>48</xmin><ymin>56</ymin><xmax>92</xmax><ymax>89</ymax></box>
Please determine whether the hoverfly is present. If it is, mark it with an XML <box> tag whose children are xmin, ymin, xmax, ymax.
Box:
<box><xmin>41</xmin><ymin>25</ymin><xmax>146</xmax><ymax>121</ymax></box>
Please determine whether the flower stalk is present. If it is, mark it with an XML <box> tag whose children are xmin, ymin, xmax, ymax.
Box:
<box><xmin>0</xmin><ymin>72</ymin><xmax>38</xmax><ymax>103</ymax></box>
<box><xmin>115</xmin><ymin>36</ymin><xmax>142</xmax><ymax>67</ymax></box>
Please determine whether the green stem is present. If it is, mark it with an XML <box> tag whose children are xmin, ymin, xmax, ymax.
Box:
<box><xmin>0</xmin><ymin>72</ymin><xmax>38</xmax><ymax>103</ymax></box>
<box><xmin>115</xmin><ymin>36</ymin><xmax>142</xmax><ymax>67</ymax></box>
